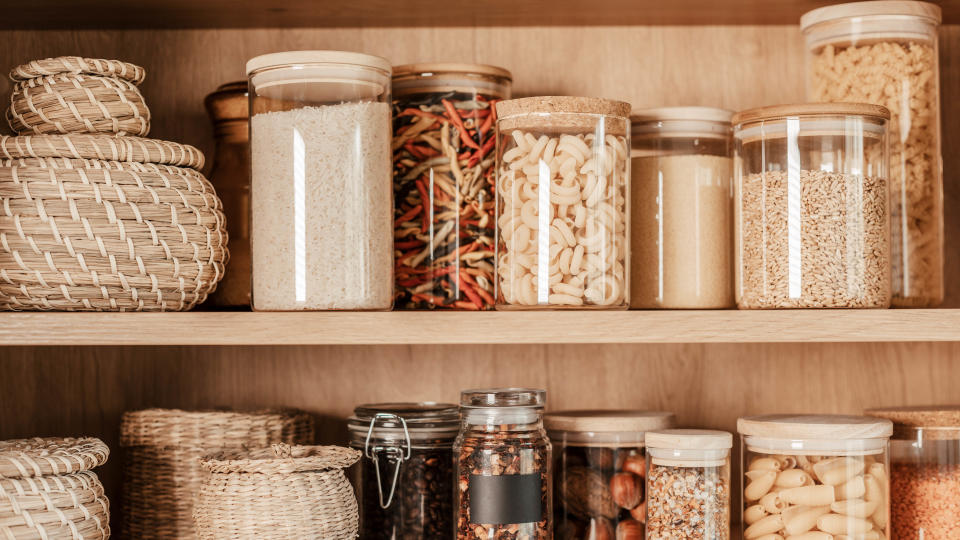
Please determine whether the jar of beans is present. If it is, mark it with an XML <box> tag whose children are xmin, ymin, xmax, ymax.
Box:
<box><xmin>801</xmin><ymin>1</ymin><xmax>944</xmax><ymax>307</ymax></box>
<box><xmin>455</xmin><ymin>388</ymin><xmax>552</xmax><ymax>539</ymax></box>
<box><xmin>738</xmin><ymin>415</ymin><xmax>893</xmax><ymax>540</ymax></box>
<box><xmin>866</xmin><ymin>406</ymin><xmax>960</xmax><ymax>539</ymax></box>
<box><xmin>348</xmin><ymin>402</ymin><xmax>459</xmax><ymax>540</ymax></box>
<box><xmin>495</xmin><ymin>96</ymin><xmax>631</xmax><ymax>309</ymax></box>
<box><xmin>391</xmin><ymin>63</ymin><xmax>512</xmax><ymax>310</ymax></box>
<box><xmin>546</xmin><ymin>410</ymin><xmax>675</xmax><ymax>540</ymax></box>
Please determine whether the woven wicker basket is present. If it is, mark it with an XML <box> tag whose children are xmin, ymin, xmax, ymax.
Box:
<box><xmin>0</xmin><ymin>134</ymin><xmax>228</xmax><ymax>311</ymax></box>
<box><xmin>194</xmin><ymin>444</ymin><xmax>360</xmax><ymax>540</ymax></box>
<box><xmin>7</xmin><ymin>57</ymin><xmax>150</xmax><ymax>136</ymax></box>
<box><xmin>120</xmin><ymin>409</ymin><xmax>315</xmax><ymax>540</ymax></box>
<box><xmin>0</xmin><ymin>437</ymin><xmax>111</xmax><ymax>540</ymax></box>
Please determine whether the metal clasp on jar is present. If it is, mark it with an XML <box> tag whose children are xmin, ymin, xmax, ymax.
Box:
<box><xmin>364</xmin><ymin>412</ymin><xmax>412</xmax><ymax>509</ymax></box>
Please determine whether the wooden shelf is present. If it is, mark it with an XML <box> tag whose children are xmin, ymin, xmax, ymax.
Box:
<box><xmin>1</xmin><ymin>309</ymin><xmax>958</xmax><ymax>346</ymax></box>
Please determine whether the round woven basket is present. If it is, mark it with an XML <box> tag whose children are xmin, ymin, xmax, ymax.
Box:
<box><xmin>7</xmin><ymin>56</ymin><xmax>150</xmax><ymax>136</ymax></box>
<box><xmin>0</xmin><ymin>134</ymin><xmax>228</xmax><ymax>311</ymax></box>
<box><xmin>120</xmin><ymin>409</ymin><xmax>315</xmax><ymax>540</ymax></box>
<box><xmin>194</xmin><ymin>444</ymin><xmax>360</xmax><ymax>540</ymax></box>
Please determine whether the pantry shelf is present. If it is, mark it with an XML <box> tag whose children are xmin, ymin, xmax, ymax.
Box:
<box><xmin>1</xmin><ymin>309</ymin><xmax>958</xmax><ymax>345</ymax></box>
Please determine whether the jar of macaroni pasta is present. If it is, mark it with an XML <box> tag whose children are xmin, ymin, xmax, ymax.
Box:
<box><xmin>866</xmin><ymin>406</ymin><xmax>960</xmax><ymax>539</ymax></box>
<box><xmin>737</xmin><ymin>415</ymin><xmax>893</xmax><ymax>540</ymax></box>
<box><xmin>247</xmin><ymin>51</ymin><xmax>393</xmax><ymax>311</ymax></box>
<box><xmin>801</xmin><ymin>1</ymin><xmax>943</xmax><ymax>307</ymax></box>
<box><xmin>495</xmin><ymin>96</ymin><xmax>631</xmax><ymax>309</ymax></box>
<box><xmin>733</xmin><ymin>103</ymin><xmax>892</xmax><ymax>309</ymax></box>
<box><xmin>630</xmin><ymin>107</ymin><xmax>733</xmax><ymax>309</ymax></box>
<box><xmin>546</xmin><ymin>410</ymin><xmax>675</xmax><ymax>540</ymax></box>
<box><xmin>645</xmin><ymin>429</ymin><xmax>732</xmax><ymax>540</ymax></box>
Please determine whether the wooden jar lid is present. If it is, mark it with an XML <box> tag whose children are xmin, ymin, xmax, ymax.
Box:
<box><xmin>646</xmin><ymin>429</ymin><xmax>733</xmax><ymax>450</ymax></box>
<box><xmin>738</xmin><ymin>414</ymin><xmax>894</xmax><ymax>440</ymax></box>
<box><xmin>246</xmin><ymin>50</ymin><xmax>391</xmax><ymax>75</ymax></box>
<box><xmin>545</xmin><ymin>410</ymin><xmax>676</xmax><ymax>433</ymax></box>
<box><xmin>800</xmin><ymin>1</ymin><xmax>942</xmax><ymax>31</ymax></box>
<box><xmin>866</xmin><ymin>406</ymin><xmax>960</xmax><ymax>440</ymax></box>
<box><xmin>393</xmin><ymin>63</ymin><xmax>512</xmax><ymax>81</ymax></box>
<box><xmin>632</xmin><ymin>106</ymin><xmax>733</xmax><ymax>124</ymax></box>
<box><xmin>496</xmin><ymin>96</ymin><xmax>631</xmax><ymax>119</ymax></box>
<box><xmin>205</xmin><ymin>81</ymin><xmax>248</xmax><ymax>123</ymax></box>
<box><xmin>732</xmin><ymin>103</ymin><xmax>890</xmax><ymax>125</ymax></box>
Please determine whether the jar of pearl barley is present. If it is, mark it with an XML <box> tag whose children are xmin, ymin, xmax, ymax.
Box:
<box><xmin>494</xmin><ymin>96</ymin><xmax>631</xmax><ymax>310</ymax></box>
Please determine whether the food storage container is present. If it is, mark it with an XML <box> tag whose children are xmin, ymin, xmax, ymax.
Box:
<box><xmin>205</xmin><ymin>81</ymin><xmax>251</xmax><ymax>307</ymax></box>
<box><xmin>737</xmin><ymin>414</ymin><xmax>893</xmax><ymax>540</ymax></box>
<box><xmin>801</xmin><ymin>1</ymin><xmax>943</xmax><ymax>308</ymax></box>
<box><xmin>866</xmin><ymin>406</ymin><xmax>960</xmax><ymax>538</ymax></box>
<box><xmin>732</xmin><ymin>103</ymin><xmax>892</xmax><ymax>309</ymax></box>
<box><xmin>247</xmin><ymin>51</ymin><xmax>393</xmax><ymax>311</ymax></box>
<box><xmin>630</xmin><ymin>107</ymin><xmax>733</xmax><ymax>309</ymax></box>
<box><xmin>546</xmin><ymin>410</ymin><xmax>675</xmax><ymax>540</ymax></box>
<box><xmin>392</xmin><ymin>64</ymin><xmax>512</xmax><ymax>310</ymax></box>
<box><xmin>645</xmin><ymin>429</ymin><xmax>732</xmax><ymax>540</ymax></box>
<box><xmin>495</xmin><ymin>96</ymin><xmax>631</xmax><ymax>309</ymax></box>
<box><xmin>455</xmin><ymin>388</ymin><xmax>552</xmax><ymax>539</ymax></box>
<box><xmin>348</xmin><ymin>402</ymin><xmax>459</xmax><ymax>540</ymax></box>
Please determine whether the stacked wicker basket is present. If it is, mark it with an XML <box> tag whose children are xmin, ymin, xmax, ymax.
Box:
<box><xmin>0</xmin><ymin>56</ymin><xmax>228</xmax><ymax>311</ymax></box>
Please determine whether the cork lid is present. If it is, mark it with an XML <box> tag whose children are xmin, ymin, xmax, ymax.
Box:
<box><xmin>393</xmin><ymin>63</ymin><xmax>512</xmax><ymax>81</ymax></box>
<box><xmin>646</xmin><ymin>429</ymin><xmax>733</xmax><ymax>450</ymax></box>
<box><xmin>738</xmin><ymin>414</ymin><xmax>894</xmax><ymax>440</ymax></box>
<box><xmin>545</xmin><ymin>410</ymin><xmax>676</xmax><ymax>433</ymax></box>
<box><xmin>732</xmin><ymin>103</ymin><xmax>890</xmax><ymax>125</ymax></box>
<box><xmin>800</xmin><ymin>1</ymin><xmax>942</xmax><ymax>32</ymax></box>
<box><xmin>496</xmin><ymin>96</ymin><xmax>631</xmax><ymax>119</ymax></box>
<box><xmin>866</xmin><ymin>406</ymin><xmax>960</xmax><ymax>440</ymax></box>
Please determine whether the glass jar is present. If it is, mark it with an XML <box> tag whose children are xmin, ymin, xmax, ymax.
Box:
<box><xmin>247</xmin><ymin>51</ymin><xmax>393</xmax><ymax>311</ymax></box>
<box><xmin>204</xmin><ymin>81</ymin><xmax>251</xmax><ymax>307</ymax></box>
<box><xmin>801</xmin><ymin>1</ymin><xmax>943</xmax><ymax>308</ymax></box>
<box><xmin>495</xmin><ymin>96</ymin><xmax>631</xmax><ymax>309</ymax></box>
<box><xmin>546</xmin><ymin>410</ymin><xmax>675</xmax><ymax>540</ymax></box>
<box><xmin>392</xmin><ymin>63</ymin><xmax>512</xmax><ymax>310</ymax></box>
<box><xmin>348</xmin><ymin>403</ymin><xmax>459</xmax><ymax>540</ymax></box>
<box><xmin>866</xmin><ymin>406</ymin><xmax>960</xmax><ymax>538</ymax></box>
<box><xmin>737</xmin><ymin>415</ymin><xmax>893</xmax><ymax>540</ymax></box>
<box><xmin>630</xmin><ymin>107</ymin><xmax>733</xmax><ymax>309</ymax></box>
<box><xmin>732</xmin><ymin>103</ymin><xmax>892</xmax><ymax>309</ymax></box>
<box><xmin>455</xmin><ymin>388</ymin><xmax>552</xmax><ymax>539</ymax></box>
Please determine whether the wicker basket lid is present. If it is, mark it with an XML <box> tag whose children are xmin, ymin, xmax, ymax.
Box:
<box><xmin>201</xmin><ymin>444</ymin><xmax>360</xmax><ymax>474</ymax></box>
<box><xmin>10</xmin><ymin>56</ymin><xmax>146</xmax><ymax>84</ymax></box>
<box><xmin>0</xmin><ymin>437</ymin><xmax>109</xmax><ymax>478</ymax></box>
<box><xmin>0</xmin><ymin>134</ymin><xmax>205</xmax><ymax>171</ymax></box>
<box><xmin>120</xmin><ymin>408</ymin><xmax>315</xmax><ymax>448</ymax></box>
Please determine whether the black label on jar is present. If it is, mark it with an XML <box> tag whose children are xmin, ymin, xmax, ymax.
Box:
<box><xmin>468</xmin><ymin>473</ymin><xmax>543</xmax><ymax>524</ymax></box>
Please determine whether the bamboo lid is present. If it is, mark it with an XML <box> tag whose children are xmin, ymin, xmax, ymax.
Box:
<box><xmin>866</xmin><ymin>406</ymin><xmax>960</xmax><ymax>440</ymax></box>
<box><xmin>646</xmin><ymin>429</ymin><xmax>733</xmax><ymax>450</ymax></box>
<box><xmin>496</xmin><ymin>96</ymin><xmax>631</xmax><ymax>119</ymax></box>
<box><xmin>732</xmin><ymin>103</ymin><xmax>890</xmax><ymax>125</ymax></box>
<box><xmin>800</xmin><ymin>1</ymin><xmax>941</xmax><ymax>31</ymax></box>
<box><xmin>393</xmin><ymin>63</ymin><xmax>512</xmax><ymax>81</ymax></box>
<box><xmin>246</xmin><ymin>50</ymin><xmax>391</xmax><ymax>75</ymax></box>
<box><xmin>545</xmin><ymin>410</ymin><xmax>675</xmax><ymax>433</ymax></box>
<box><xmin>738</xmin><ymin>414</ymin><xmax>893</xmax><ymax>440</ymax></box>
<box><xmin>632</xmin><ymin>106</ymin><xmax>733</xmax><ymax>124</ymax></box>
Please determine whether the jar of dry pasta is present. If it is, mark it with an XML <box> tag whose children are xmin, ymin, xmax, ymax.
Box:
<box><xmin>801</xmin><ymin>1</ymin><xmax>943</xmax><ymax>307</ymax></box>
<box><xmin>495</xmin><ymin>96</ymin><xmax>631</xmax><ymax>309</ymax></box>
<box><xmin>630</xmin><ymin>107</ymin><xmax>733</xmax><ymax>310</ymax></box>
<box><xmin>738</xmin><ymin>415</ymin><xmax>893</xmax><ymax>540</ymax></box>
<box><xmin>733</xmin><ymin>103</ymin><xmax>892</xmax><ymax>309</ymax></box>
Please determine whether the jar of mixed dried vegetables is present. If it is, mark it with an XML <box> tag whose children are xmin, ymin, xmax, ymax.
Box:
<box><xmin>392</xmin><ymin>64</ymin><xmax>512</xmax><ymax>310</ymax></box>
<box><xmin>348</xmin><ymin>402</ymin><xmax>459</xmax><ymax>540</ymax></box>
<box><xmin>455</xmin><ymin>388</ymin><xmax>552</xmax><ymax>539</ymax></box>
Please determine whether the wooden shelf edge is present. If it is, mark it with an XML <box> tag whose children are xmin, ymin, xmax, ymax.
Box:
<box><xmin>0</xmin><ymin>309</ymin><xmax>957</xmax><ymax>346</ymax></box>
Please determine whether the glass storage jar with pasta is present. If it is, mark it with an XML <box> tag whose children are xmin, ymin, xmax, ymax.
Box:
<box><xmin>645</xmin><ymin>429</ymin><xmax>733</xmax><ymax>540</ymax></box>
<box><xmin>865</xmin><ymin>406</ymin><xmax>960</xmax><ymax>539</ymax></box>
<box><xmin>733</xmin><ymin>103</ymin><xmax>892</xmax><ymax>309</ymax></box>
<box><xmin>392</xmin><ymin>64</ymin><xmax>512</xmax><ymax>310</ymax></box>
<box><xmin>738</xmin><ymin>415</ymin><xmax>893</xmax><ymax>540</ymax></box>
<box><xmin>495</xmin><ymin>96</ymin><xmax>631</xmax><ymax>309</ymax></box>
<box><xmin>801</xmin><ymin>1</ymin><xmax>943</xmax><ymax>308</ymax></box>
<box><xmin>546</xmin><ymin>410</ymin><xmax>675</xmax><ymax>539</ymax></box>
<box><xmin>247</xmin><ymin>51</ymin><xmax>393</xmax><ymax>311</ymax></box>
<box><xmin>630</xmin><ymin>107</ymin><xmax>733</xmax><ymax>309</ymax></box>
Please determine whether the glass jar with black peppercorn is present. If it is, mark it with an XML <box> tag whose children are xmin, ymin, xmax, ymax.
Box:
<box><xmin>454</xmin><ymin>388</ymin><xmax>552</xmax><ymax>539</ymax></box>
<box><xmin>348</xmin><ymin>402</ymin><xmax>459</xmax><ymax>539</ymax></box>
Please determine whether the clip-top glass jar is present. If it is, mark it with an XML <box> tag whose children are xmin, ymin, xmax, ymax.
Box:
<box><xmin>495</xmin><ymin>96</ymin><xmax>631</xmax><ymax>309</ymax></box>
<box><xmin>738</xmin><ymin>415</ymin><xmax>893</xmax><ymax>540</ymax></box>
<box><xmin>546</xmin><ymin>410</ymin><xmax>675</xmax><ymax>540</ymax></box>
<box><xmin>630</xmin><ymin>107</ymin><xmax>733</xmax><ymax>309</ymax></box>
<box><xmin>348</xmin><ymin>402</ymin><xmax>459</xmax><ymax>540</ymax></box>
<box><xmin>866</xmin><ymin>406</ymin><xmax>960</xmax><ymax>538</ymax></box>
<box><xmin>247</xmin><ymin>50</ymin><xmax>393</xmax><ymax>311</ymax></box>
<box><xmin>733</xmin><ymin>103</ymin><xmax>891</xmax><ymax>309</ymax></box>
<box><xmin>392</xmin><ymin>64</ymin><xmax>512</xmax><ymax>310</ymax></box>
<box><xmin>455</xmin><ymin>388</ymin><xmax>552</xmax><ymax>539</ymax></box>
<box><xmin>801</xmin><ymin>1</ymin><xmax>943</xmax><ymax>307</ymax></box>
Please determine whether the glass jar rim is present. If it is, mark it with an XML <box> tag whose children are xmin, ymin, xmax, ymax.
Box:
<box><xmin>393</xmin><ymin>62</ymin><xmax>512</xmax><ymax>82</ymax></box>
<box><xmin>246</xmin><ymin>50</ymin><xmax>391</xmax><ymax>76</ymax></box>
<box><xmin>459</xmin><ymin>388</ymin><xmax>545</xmax><ymax>409</ymax></box>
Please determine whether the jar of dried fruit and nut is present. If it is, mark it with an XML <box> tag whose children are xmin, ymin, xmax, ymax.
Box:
<box><xmin>455</xmin><ymin>388</ymin><xmax>552</xmax><ymax>539</ymax></box>
<box><xmin>546</xmin><ymin>410</ymin><xmax>676</xmax><ymax>540</ymax></box>
<box><xmin>348</xmin><ymin>402</ymin><xmax>459</xmax><ymax>540</ymax></box>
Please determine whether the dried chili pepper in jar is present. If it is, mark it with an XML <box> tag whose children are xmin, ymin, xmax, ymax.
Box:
<box><xmin>391</xmin><ymin>64</ymin><xmax>512</xmax><ymax>310</ymax></box>
<box><xmin>455</xmin><ymin>388</ymin><xmax>552</xmax><ymax>539</ymax></box>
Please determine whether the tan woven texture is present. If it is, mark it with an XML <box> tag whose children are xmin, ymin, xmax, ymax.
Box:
<box><xmin>194</xmin><ymin>444</ymin><xmax>360</xmax><ymax>540</ymax></box>
<box><xmin>120</xmin><ymin>409</ymin><xmax>315</xmax><ymax>540</ymax></box>
<box><xmin>0</xmin><ymin>438</ymin><xmax>110</xmax><ymax>540</ymax></box>
<box><xmin>8</xmin><ymin>57</ymin><xmax>149</xmax><ymax>137</ymax></box>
